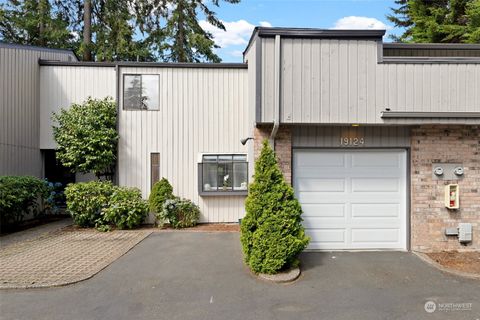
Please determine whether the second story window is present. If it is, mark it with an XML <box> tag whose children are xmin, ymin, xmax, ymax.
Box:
<box><xmin>123</xmin><ymin>74</ymin><xmax>159</xmax><ymax>110</ymax></box>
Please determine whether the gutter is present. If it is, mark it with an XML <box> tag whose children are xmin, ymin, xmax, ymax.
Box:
<box><xmin>114</xmin><ymin>64</ymin><xmax>120</xmax><ymax>184</ymax></box>
<box><xmin>269</xmin><ymin>34</ymin><xmax>281</xmax><ymax>148</ymax></box>
<box><xmin>381</xmin><ymin>111</ymin><xmax>480</xmax><ymax>118</ymax></box>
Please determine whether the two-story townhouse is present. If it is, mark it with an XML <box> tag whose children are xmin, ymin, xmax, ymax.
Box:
<box><xmin>1</xmin><ymin>28</ymin><xmax>479</xmax><ymax>252</ymax></box>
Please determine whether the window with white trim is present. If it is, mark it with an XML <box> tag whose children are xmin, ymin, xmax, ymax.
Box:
<box><xmin>198</xmin><ymin>154</ymin><xmax>248</xmax><ymax>195</ymax></box>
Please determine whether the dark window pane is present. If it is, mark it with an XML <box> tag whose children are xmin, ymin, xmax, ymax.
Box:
<box><xmin>217</xmin><ymin>162</ymin><xmax>233</xmax><ymax>191</ymax></box>
<box><xmin>233</xmin><ymin>162</ymin><xmax>248</xmax><ymax>190</ymax></box>
<box><xmin>218</xmin><ymin>155</ymin><xmax>233</xmax><ymax>162</ymax></box>
<box><xmin>124</xmin><ymin>75</ymin><xmax>142</xmax><ymax>109</ymax></box>
<box><xmin>151</xmin><ymin>153</ymin><xmax>160</xmax><ymax>189</ymax></box>
<box><xmin>203</xmin><ymin>163</ymin><xmax>218</xmax><ymax>191</ymax></box>
<box><xmin>203</xmin><ymin>155</ymin><xmax>218</xmax><ymax>162</ymax></box>
<box><xmin>233</xmin><ymin>155</ymin><xmax>247</xmax><ymax>162</ymax></box>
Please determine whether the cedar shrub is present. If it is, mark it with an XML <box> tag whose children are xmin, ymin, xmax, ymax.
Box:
<box><xmin>241</xmin><ymin>139</ymin><xmax>309</xmax><ymax>274</ymax></box>
<box><xmin>149</xmin><ymin>178</ymin><xmax>174</xmax><ymax>214</ymax></box>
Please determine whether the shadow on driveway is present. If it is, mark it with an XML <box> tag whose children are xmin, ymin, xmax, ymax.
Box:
<box><xmin>1</xmin><ymin>232</ymin><xmax>479</xmax><ymax>320</ymax></box>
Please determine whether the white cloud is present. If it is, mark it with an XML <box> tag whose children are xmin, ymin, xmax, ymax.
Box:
<box><xmin>332</xmin><ymin>16</ymin><xmax>391</xmax><ymax>30</ymax></box>
<box><xmin>199</xmin><ymin>19</ymin><xmax>272</xmax><ymax>48</ymax></box>
<box><xmin>259</xmin><ymin>21</ymin><xmax>272</xmax><ymax>27</ymax></box>
<box><xmin>229</xmin><ymin>50</ymin><xmax>244</xmax><ymax>57</ymax></box>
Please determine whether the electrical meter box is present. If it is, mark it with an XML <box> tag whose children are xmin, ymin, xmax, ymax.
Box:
<box><xmin>445</xmin><ymin>184</ymin><xmax>460</xmax><ymax>209</ymax></box>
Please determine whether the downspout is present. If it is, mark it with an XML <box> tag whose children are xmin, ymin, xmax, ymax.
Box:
<box><xmin>114</xmin><ymin>64</ymin><xmax>120</xmax><ymax>184</ymax></box>
<box><xmin>269</xmin><ymin>34</ymin><xmax>281</xmax><ymax>148</ymax></box>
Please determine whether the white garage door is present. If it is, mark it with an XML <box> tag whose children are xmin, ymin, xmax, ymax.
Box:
<box><xmin>293</xmin><ymin>149</ymin><xmax>407</xmax><ymax>250</ymax></box>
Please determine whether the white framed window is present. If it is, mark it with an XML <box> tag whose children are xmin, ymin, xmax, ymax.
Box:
<box><xmin>198</xmin><ymin>154</ymin><xmax>248</xmax><ymax>196</ymax></box>
<box><xmin>123</xmin><ymin>74</ymin><xmax>159</xmax><ymax>110</ymax></box>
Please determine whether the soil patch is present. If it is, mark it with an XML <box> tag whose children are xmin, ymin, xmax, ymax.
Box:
<box><xmin>425</xmin><ymin>251</ymin><xmax>480</xmax><ymax>276</ymax></box>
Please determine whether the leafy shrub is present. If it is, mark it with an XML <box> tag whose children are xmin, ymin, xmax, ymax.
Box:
<box><xmin>43</xmin><ymin>181</ymin><xmax>65</xmax><ymax>214</ymax></box>
<box><xmin>0</xmin><ymin>176</ymin><xmax>49</xmax><ymax>228</ymax></box>
<box><xmin>149</xmin><ymin>178</ymin><xmax>174</xmax><ymax>214</ymax></box>
<box><xmin>161</xmin><ymin>198</ymin><xmax>200</xmax><ymax>228</ymax></box>
<box><xmin>103</xmin><ymin>187</ymin><xmax>148</xmax><ymax>229</ymax></box>
<box><xmin>64</xmin><ymin>181</ymin><xmax>115</xmax><ymax>227</ymax></box>
<box><xmin>52</xmin><ymin>97</ymin><xmax>118</xmax><ymax>179</ymax></box>
<box><xmin>240</xmin><ymin>140</ymin><xmax>309</xmax><ymax>274</ymax></box>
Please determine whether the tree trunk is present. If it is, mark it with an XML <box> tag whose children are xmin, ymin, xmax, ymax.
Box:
<box><xmin>38</xmin><ymin>0</ymin><xmax>48</xmax><ymax>46</ymax></box>
<box><xmin>83</xmin><ymin>0</ymin><xmax>92</xmax><ymax>61</ymax></box>
<box><xmin>176</xmin><ymin>1</ymin><xmax>186</xmax><ymax>62</ymax></box>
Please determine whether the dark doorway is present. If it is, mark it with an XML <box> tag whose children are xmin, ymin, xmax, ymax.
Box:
<box><xmin>43</xmin><ymin>150</ymin><xmax>76</xmax><ymax>186</ymax></box>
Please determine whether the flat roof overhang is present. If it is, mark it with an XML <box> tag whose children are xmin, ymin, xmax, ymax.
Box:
<box><xmin>381</xmin><ymin>111</ymin><xmax>480</xmax><ymax>119</ymax></box>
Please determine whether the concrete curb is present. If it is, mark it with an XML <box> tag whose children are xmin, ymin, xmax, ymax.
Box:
<box><xmin>256</xmin><ymin>267</ymin><xmax>301</xmax><ymax>284</ymax></box>
<box><xmin>413</xmin><ymin>251</ymin><xmax>480</xmax><ymax>280</ymax></box>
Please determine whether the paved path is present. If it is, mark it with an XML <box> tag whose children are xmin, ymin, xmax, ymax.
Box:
<box><xmin>1</xmin><ymin>232</ymin><xmax>479</xmax><ymax>320</ymax></box>
<box><xmin>0</xmin><ymin>218</ymin><xmax>72</xmax><ymax>248</ymax></box>
<box><xmin>0</xmin><ymin>226</ymin><xmax>151</xmax><ymax>289</ymax></box>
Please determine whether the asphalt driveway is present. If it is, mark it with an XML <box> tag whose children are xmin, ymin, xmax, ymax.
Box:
<box><xmin>1</xmin><ymin>232</ymin><xmax>479</xmax><ymax>320</ymax></box>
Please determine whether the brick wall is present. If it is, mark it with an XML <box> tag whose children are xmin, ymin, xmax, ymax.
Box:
<box><xmin>253</xmin><ymin>125</ymin><xmax>292</xmax><ymax>184</ymax></box>
<box><xmin>411</xmin><ymin>125</ymin><xmax>480</xmax><ymax>252</ymax></box>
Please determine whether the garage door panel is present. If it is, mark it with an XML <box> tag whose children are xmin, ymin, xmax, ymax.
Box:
<box><xmin>303</xmin><ymin>218</ymin><xmax>347</xmax><ymax>229</ymax></box>
<box><xmin>298</xmin><ymin>193</ymin><xmax>348</xmax><ymax>203</ymax></box>
<box><xmin>351</xmin><ymin>152</ymin><xmax>400</xmax><ymax>167</ymax></box>
<box><xmin>351</xmin><ymin>203</ymin><xmax>399</xmax><ymax>218</ymax></box>
<box><xmin>295</xmin><ymin>152</ymin><xmax>345</xmax><ymax>167</ymax></box>
<box><xmin>351</xmin><ymin>229</ymin><xmax>400</xmax><ymax>244</ymax></box>
<box><xmin>302</xmin><ymin>204</ymin><xmax>345</xmax><ymax>217</ymax></box>
<box><xmin>351</xmin><ymin>178</ymin><xmax>400</xmax><ymax>192</ymax></box>
<box><xmin>307</xmin><ymin>229</ymin><xmax>345</xmax><ymax>243</ymax></box>
<box><xmin>294</xmin><ymin>149</ymin><xmax>407</xmax><ymax>251</ymax></box>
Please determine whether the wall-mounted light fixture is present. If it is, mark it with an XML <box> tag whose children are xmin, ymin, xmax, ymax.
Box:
<box><xmin>240</xmin><ymin>137</ymin><xmax>254</xmax><ymax>145</ymax></box>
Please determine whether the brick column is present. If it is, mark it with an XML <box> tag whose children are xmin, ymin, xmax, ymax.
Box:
<box><xmin>253</xmin><ymin>125</ymin><xmax>292</xmax><ymax>185</ymax></box>
<box><xmin>411</xmin><ymin>125</ymin><xmax>480</xmax><ymax>252</ymax></box>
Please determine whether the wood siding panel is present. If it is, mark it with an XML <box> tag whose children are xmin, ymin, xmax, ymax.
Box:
<box><xmin>260</xmin><ymin>38</ymin><xmax>480</xmax><ymax>125</ymax></box>
<box><xmin>0</xmin><ymin>46</ymin><xmax>75</xmax><ymax>176</ymax></box>
<box><xmin>117</xmin><ymin>67</ymin><xmax>249</xmax><ymax>223</ymax></box>
<box><xmin>39</xmin><ymin>66</ymin><xmax>116</xmax><ymax>149</ymax></box>
<box><xmin>292</xmin><ymin>126</ymin><xmax>411</xmax><ymax>148</ymax></box>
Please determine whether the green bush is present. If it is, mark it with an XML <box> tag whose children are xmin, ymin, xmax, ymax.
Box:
<box><xmin>149</xmin><ymin>178</ymin><xmax>174</xmax><ymax>214</ymax></box>
<box><xmin>161</xmin><ymin>198</ymin><xmax>200</xmax><ymax>228</ymax></box>
<box><xmin>52</xmin><ymin>97</ymin><xmax>118</xmax><ymax>179</ymax></box>
<box><xmin>240</xmin><ymin>140</ymin><xmax>309</xmax><ymax>274</ymax></box>
<box><xmin>103</xmin><ymin>187</ymin><xmax>148</xmax><ymax>229</ymax></box>
<box><xmin>64</xmin><ymin>181</ymin><xmax>115</xmax><ymax>227</ymax></box>
<box><xmin>0</xmin><ymin>176</ymin><xmax>49</xmax><ymax>228</ymax></box>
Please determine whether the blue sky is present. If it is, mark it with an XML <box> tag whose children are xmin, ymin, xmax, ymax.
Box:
<box><xmin>203</xmin><ymin>0</ymin><xmax>403</xmax><ymax>62</ymax></box>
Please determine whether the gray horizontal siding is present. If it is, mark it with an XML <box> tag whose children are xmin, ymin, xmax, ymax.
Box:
<box><xmin>0</xmin><ymin>46</ymin><xmax>76</xmax><ymax>177</ymax></box>
<box><xmin>292</xmin><ymin>126</ymin><xmax>411</xmax><ymax>148</ymax></box>
<box><xmin>259</xmin><ymin>38</ymin><xmax>480</xmax><ymax>125</ymax></box>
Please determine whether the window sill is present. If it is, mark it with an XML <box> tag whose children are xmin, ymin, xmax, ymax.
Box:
<box><xmin>199</xmin><ymin>191</ymin><xmax>248</xmax><ymax>197</ymax></box>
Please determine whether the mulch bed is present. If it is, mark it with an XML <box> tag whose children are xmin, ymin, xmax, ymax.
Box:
<box><xmin>426</xmin><ymin>251</ymin><xmax>480</xmax><ymax>276</ymax></box>
<box><xmin>150</xmin><ymin>223</ymin><xmax>240</xmax><ymax>232</ymax></box>
<box><xmin>63</xmin><ymin>223</ymin><xmax>240</xmax><ymax>233</ymax></box>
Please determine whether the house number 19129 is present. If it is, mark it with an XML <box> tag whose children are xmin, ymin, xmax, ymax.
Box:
<box><xmin>340</xmin><ymin>137</ymin><xmax>365</xmax><ymax>146</ymax></box>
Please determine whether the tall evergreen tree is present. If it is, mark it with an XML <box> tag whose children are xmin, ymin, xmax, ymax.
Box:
<box><xmin>1</xmin><ymin>0</ymin><xmax>242</xmax><ymax>61</ymax></box>
<box><xmin>387</xmin><ymin>0</ymin><xmax>413</xmax><ymax>41</ymax></box>
<box><xmin>142</xmin><ymin>0</ymin><xmax>240</xmax><ymax>63</ymax></box>
<box><xmin>0</xmin><ymin>0</ymin><xmax>73</xmax><ymax>48</ymax></box>
<box><xmin>388</xmin><ymin>0</ymin><xmax>480</xmax><ymax>43</ymax></box>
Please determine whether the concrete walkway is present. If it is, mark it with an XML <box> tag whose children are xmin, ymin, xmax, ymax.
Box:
<box><xmin>0</xmin><ymin>218</ymin><xmax>72</xmax><ymax>248</ymax></box>
<box><xmin>1</xmin><ymin>232</ymin><xmax>479</xmax><ymax>320</ymax></box>
<box><xmin>0</xmin><ymin>222</ymin><xmax>151</xmax><ymax>289</ymax></box>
